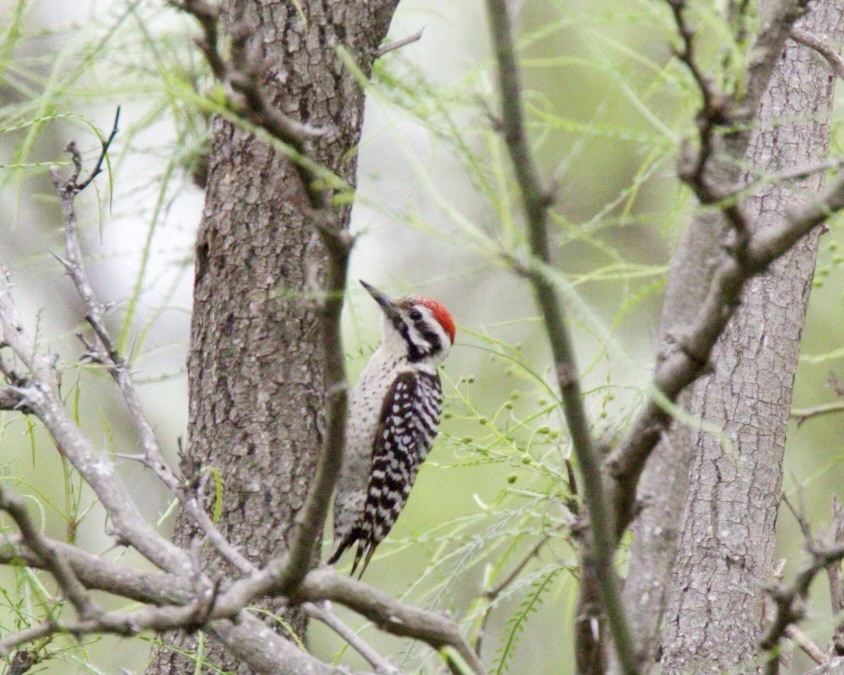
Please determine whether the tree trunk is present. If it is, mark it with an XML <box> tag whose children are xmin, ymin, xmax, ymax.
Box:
<box><xmin>650</xmin><ymin>3</ymin><xmax>844</xmax><ymax>671</ymax></box>
<box><xmin>148</xmin><ymin>1</ymin><xmax>398</xmax><ymax>672</ymax></box>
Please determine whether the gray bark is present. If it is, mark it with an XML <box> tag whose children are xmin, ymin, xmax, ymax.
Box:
<box><xmin>625</xmin><ymin>2</ymin><xmax>844</xmax><ymax>671</ymax></box>
<box><xmin>148</xmin><ymin>1</ymin><xmax>399</xmax><ymax>672</ymax></box>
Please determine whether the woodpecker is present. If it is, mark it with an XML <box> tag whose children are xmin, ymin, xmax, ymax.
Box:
<box><xmin>328</xmin><ymin>280</ymin><xmax>456</xmax><ymax>577</ymax></box>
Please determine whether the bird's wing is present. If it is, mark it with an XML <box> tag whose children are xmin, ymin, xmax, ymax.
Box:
<box><xmin>351</xmin><ymin>368</ymin><xmax>442</xmax><ymax>577</ymax></box>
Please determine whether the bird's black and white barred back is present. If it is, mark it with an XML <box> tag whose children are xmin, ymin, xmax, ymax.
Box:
<box><xmin>351</xmin><ymin>369</ymin><xmax>442</xmax><ymax>574</ymax></box>
<box><xmin>329</xmin><ymin>281</ymin><xmax>454</xmax><ymax>577</ymax></box>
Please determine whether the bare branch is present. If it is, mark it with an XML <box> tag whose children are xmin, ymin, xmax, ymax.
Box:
<box><xmin>485</xmin><ymin>0</ymin><xmax>636</xmax><ymax>670</ymax></box>
<box><xmin>294</xmin><ymin>568</ymin><xmax>486</xmax><ymax>675</ymax></box>
<box><xmin>0</xmin><ymin>534</ymin><xmax>483</xmax><ymax>674</ymax></box>
<box><xmin>669</xmin><ymin>0</ymin><xmax>729</xmax><ymax>202</ymax></box>
<box><xmin>376</xmin><ymin>27</ymin><xmax>424</xmax><ymax>58</ymax></box>
<box><xmin>790</xmin><ymin>27</ymin><xmax>844</xmax><ymax>80</ymax></box>
<box><xmin>0</xmin><ymin>270</ymin><xmax>191</xmax><ymax>575</ymax></box>
<box><xmin>827</xmin><ymin>496</ymin><xmax>844</xmax><ymax>615</ymax></box>
<box><xmin>74</xmin><ymin>107</ymin><xmax>121</xmax><ymax>192</ymax></box>
<box><xmin>0</xmin><ymin>484</ymin><xmax>100</xmax><ymax>621</ymax></box>
<box><xmin>303</xmin><ymin>601</ymin><xmax>400</xmax><ymax>675</ymax></box>
<box><xmin>50</xmin><ymin>137</ymin><xmax>254</xmax><ymax>577</ymax></box>
<box><xmin>761</xmin><ymin>542</ymin><xmax>844</xmax><ymax>672</ymax></box>
<box><xmin>791</xmin><ymin>401</ymin><xmax>844</xmax><ymax>427</ymax></box>
<box><xmin>783</xmin><ymin>624</ymin><xmax>829</xmax><ymax>665</ymax></box>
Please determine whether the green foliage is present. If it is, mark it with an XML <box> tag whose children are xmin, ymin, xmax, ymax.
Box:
<box><xmin>1</xmin><ymin>0</ymin><xmax>843</xmax><ymax>672</ymax></box>
<box><xmin>493</xmin><ymin>567</ymin><xmax>563</xmax><ymax>674</ymax></box>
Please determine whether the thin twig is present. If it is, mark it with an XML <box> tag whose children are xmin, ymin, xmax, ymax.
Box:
<box><xmin>761</xmin><ymin>542</ymin><xmax>844</xmax><ymax>673</ymax></box>
<box><xmin>0</xmin><ymin>534</ymin><xmax>485</xmax><ymax>675</ymax></box>
<box><xmin>75</xmin><ymin>107</ymin><xmax>121</xmax><ymax>192</ymax></box>
<box><xmin>790</xmin><ymin>27</ymin><xmax>844</xmax><ymax>80</ymax></box>
<box><xmin>485</xmin><ymin>0</ymin><xmax>637</xmax><ymax>671</ymax></box>
<box><xmin>669</xmin><ymin>0</ymin><xmax>725</xmax><ymax>200</ymax></box>
<box><xmin>0</xmin><ymin>271</ymin><xmax>191</xmax><ymax>575</ymax></box>
<box><xmin>474</xmin><ymin>521</ymin><xmax>568</xmax><ymax>656</ymax></box>
<box><xmin>50</xmin><ymin>136</ymin><xmax>254</xmax><ymax>577</ymax></box>
<box><xmin>828</xmin><ymin>496</ymin><xmax>844</xmax><ymax>615</ymax></box>
<box><xmin>303</xmin><ymin>601</ymin><xmax>400</xmax><ymax>675</ymax></box>
<box><xmin>0</xmin><ymin>483</ymin><xmax>100</xmax><ymax>621</ymax></box>
<box><xmin>791</xmin><ymin>401</ymin><xmax>844</xmax><ymax>427</ymax></box>
<box><xmin>376</xmin><ymin>27</ymin><xmax>424</xmax><ymax>58</ymax></box>
<box><xmin>784</xmin><ymin>624</ymin><xmax>829</xmax><ymax>665</ymax></box>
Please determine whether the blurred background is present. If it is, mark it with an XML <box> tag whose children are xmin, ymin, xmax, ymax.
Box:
<box><xmin>0</xmin><ymin>0</ymin><xmax>842</xmax><ymax>672</ymax></box>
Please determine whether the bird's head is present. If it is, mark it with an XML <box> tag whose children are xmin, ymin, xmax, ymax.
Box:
<box><xmin>360</xmin><ymin>280</ymin><xmax>455</xmax><ymax>366</ymax></box>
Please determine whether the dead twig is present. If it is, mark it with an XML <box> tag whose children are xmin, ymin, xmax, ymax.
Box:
<box><xmin>50</xmin><ymin>129</ymin><xmax>255</xmax><ymax>577</ymax></box>
<box><xmin>376</xmin><ymin>27</ymin><xmax>424</xmax><ymax>58</ymax></box>
<box><xmin>790</xmin><ymin>27</ymin><xmax>844</xmax><ymax>81</ymax></box>
<box><xmin>303</xmin><ymin>601</ymin><xmax>400</xmax><ymax>675</ymax></box>
<box><xmin>0</xmin><ymin>483</ymin><xmax>101</xmax><ymax>621</ymax></box>
<box><xmin>761</xmin><ymin>542</ymin><xmax>844</xmax><ymax>674</ymax></box>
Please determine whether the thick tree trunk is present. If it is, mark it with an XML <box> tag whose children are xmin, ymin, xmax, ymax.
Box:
<box><xmin>148</xmin><ymin>1</ymin><xmax>398</xmax><ymax>672</ymax></box>
<box><xmin>624</xmin><ymin>2</ymin><xmax>844</xmax><ymax>672</ymax></box>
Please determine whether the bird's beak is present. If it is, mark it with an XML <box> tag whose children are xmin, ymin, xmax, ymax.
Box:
<box><xmin>360</xmin><ymin>280</ymin><xmax>401</xmax><ymax>321</ymax></box>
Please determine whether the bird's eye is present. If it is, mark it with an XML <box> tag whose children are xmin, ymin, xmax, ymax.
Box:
<box><xmin>409</xmin><ymin>309</ymin><xmax>423</xmax><ymax>321</ymax></box>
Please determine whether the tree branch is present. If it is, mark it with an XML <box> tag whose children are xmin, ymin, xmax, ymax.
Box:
<box><xmin>783</xmin><ymin>625</ymin><xmax>829</xmax><ymax>665</ymax></box>
<box><xmin>303</xmin><ymin>601</ymin><xmax>400</xmax><ymax>675</ymax></box>
<box><xmin>376</xmin><ymin>27</ymin><xmax>424</xmax><ymax>58</ymax></box>
<box><xmin>0</xmin><ymin>270</ymin><xmax>191</xmax><ymax>576</ymax></box>
<box><xmin>485</xmin><ymin>1</ymin><xmax>637</xmax><ymax>670</ymax></box>
<box><xmin>0</xmin><ymin>534</ymin><xmax>484</xmax><ymax>674</ymax></box>
<box><xmin>790</xmin><ymin>27</ymin><xmax>844</xmax><ymax>80</ymax></box>
<box><xmin>791</xmin><ymin>400</ymin><xmax>844</xmax><ymax>426</ymax></box>
<box><xmin>761</xmin><ymin>542</ymin><xmax>844</xmax><ymax>674</ymax></box>
<box><xmin>50</xmin><ymin>132</ymin><xmax>255</xmax><ymax>578</ymax></box>
<box><xmin>0</xmin><ymin>484</ymin><xmax>100</xmax><ymax>622</ymax></box>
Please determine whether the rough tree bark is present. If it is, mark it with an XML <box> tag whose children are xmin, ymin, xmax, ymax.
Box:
<box><xmin>623</xmin><ymin>1</ymin><xmax>844</xmax><ymax>671</ymax></box>
<box><xmin>149</xmin><ymin>1</ymin><xmax>399</xmax><ymax>672</ymax></box>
